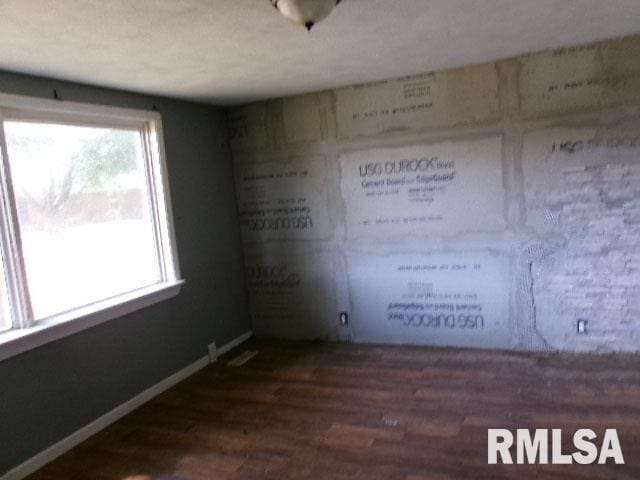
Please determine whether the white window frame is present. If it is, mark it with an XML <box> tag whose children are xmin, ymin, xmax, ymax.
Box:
<box><xmin>0</xmin><ymin>93</ymin><xmax>183</xmax><ymax>362</ymax></box>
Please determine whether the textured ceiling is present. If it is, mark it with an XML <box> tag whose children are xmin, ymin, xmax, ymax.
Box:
<box><xmin>1</xmin><ymin>0</ymin><xmax>640</xmax><ymax>105</ymax></box>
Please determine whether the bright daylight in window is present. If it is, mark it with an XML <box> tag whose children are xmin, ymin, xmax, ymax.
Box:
<box><xmin>0</xmin><ymin>95</ymin><xmax>180</xmax><ymax>347</ymax></box>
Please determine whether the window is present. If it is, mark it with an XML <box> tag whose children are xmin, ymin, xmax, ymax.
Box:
<box><xmin>0</xmin><ymin>94</ymin><xmax>181</xmax><ymax>358</ymax></box>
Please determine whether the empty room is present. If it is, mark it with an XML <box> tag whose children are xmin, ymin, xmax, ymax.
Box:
<box><xmin>1</xmin><ymin>1</ymin><xmax>640</xmax><ymax>479</ymax></box>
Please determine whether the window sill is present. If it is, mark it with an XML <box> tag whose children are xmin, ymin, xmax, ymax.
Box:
<box><xmin>0</xmin><ymin>280</ymin><xmax>184</xmax><ymax>362</ymax></box>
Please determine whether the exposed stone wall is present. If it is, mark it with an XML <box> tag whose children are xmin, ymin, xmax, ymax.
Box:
<box><xmin>228</xmin><ymin>34</ymin><xmax>640</xmax><ymax>352</ymax></box>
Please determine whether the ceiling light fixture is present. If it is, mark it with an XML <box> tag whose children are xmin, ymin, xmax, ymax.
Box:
<box><xmin>271</xmin><ymin>0</ymin><xmax>341</xmax><ymax>31</ymax></box>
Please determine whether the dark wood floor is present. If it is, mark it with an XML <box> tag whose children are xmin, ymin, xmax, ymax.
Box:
<box><xmin>27</xmin><ymin>339</ymin><xmax>640</xmax><ymax>480</ymax></box>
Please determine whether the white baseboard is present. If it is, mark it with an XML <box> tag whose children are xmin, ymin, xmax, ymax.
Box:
<box><xmin>1</xmin><ymin>330</ymin><xmax>253</xmax><ymax>480</ymax></box>
<box><xmin>217</xmin><ymin>330</ymin><xmax>253</xmax><ymax>357</ymax></box>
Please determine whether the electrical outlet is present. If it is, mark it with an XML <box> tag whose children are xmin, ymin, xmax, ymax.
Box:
<box><xmin>577</xmin><ymin>319</ymin><xmax>588</xmax><ymax>335</ymax></box>
<box><xmin>208</xmin><ymin>342</ymin><xmax>218</xmax><ymax>363</ymax></box>
<box><xmin>339</xmin><ymin>312</ymin><xmax>349</xmax><ymax>326</ymax></box>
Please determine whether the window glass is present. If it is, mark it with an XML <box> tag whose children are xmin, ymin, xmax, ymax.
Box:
<box><xmin>4</xmin><ymin>122</ymin><xmax>161</xmax><ymax>320</ymax></box>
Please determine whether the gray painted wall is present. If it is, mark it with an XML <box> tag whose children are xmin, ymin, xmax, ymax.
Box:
<box><xmin>229</xmin><ymin>34</ymin><xmax>640</xmax><ymax>353</ymax></box>
<box><xmin>0</xmin><ymin>71</ymin><xmax>251</xmax><ymax>474</ymax></box>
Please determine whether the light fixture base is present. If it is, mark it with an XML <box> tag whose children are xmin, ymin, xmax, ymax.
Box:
<box><xmin>271</xmin><ymin>0</ymin><xmax>341</xmax><ymax>30</ymax></box>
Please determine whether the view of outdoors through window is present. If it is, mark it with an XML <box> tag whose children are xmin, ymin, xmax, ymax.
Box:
<box><xmin>4</xmin><ymin>122</ymin><xmax>161</xmax><ymax>320</ymax></box>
